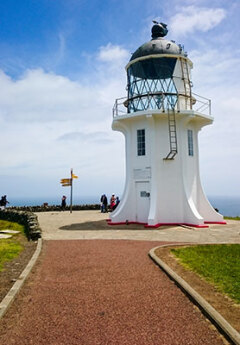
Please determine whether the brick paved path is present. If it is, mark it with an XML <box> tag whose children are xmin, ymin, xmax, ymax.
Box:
<box><xmin>0</xmin><ymin>240</ymin><xmax>227</xmax><ymax>345</ymax></box>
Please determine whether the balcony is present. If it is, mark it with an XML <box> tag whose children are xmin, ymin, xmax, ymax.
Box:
<box><xmin>112</xmin><ymin>92</ymin><xmax>211</xmax><ymax>118</ymax></box>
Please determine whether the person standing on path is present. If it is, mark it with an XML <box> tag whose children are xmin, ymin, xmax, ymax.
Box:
<box><xmin>61</xmin><ymin>195</ymin><xmax>67</xmax><ymax>211</ymax></box>
<box><xmin>100</xmin><ymin>194</ymin><xmax>108</xmax><ymax>213</ymax></box>
<box><xmin>113</xmin><ymin>196</ymin><xmax>120</xmax><ymax>210</ymax></box>
<box><xmin>110</xmin><ymin>194</ymin><xmax>116</xmax><ymax>211</ymax></box>
<box><xmin>0</xmin><ymin>195</ymin><xmax>9</xmax><ymax>210</ymax></box>
<box><xmin>102</xmin><ymin>194</ymin><xmax>108</xmax><ymax>213</ymax></box>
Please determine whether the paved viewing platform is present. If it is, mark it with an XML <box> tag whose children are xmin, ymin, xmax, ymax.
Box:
<box><xmin>37</xmin><ymin>210</ymin><xmax>240</xmax><ymax>243</ymax></box>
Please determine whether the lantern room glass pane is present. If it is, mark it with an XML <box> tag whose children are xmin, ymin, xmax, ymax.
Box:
<box><xmin>129</xmin><ymin>58</ymin><xmax>177</xmax><ymax>80</ymax></box>
<box><xmin>127</xmin><ymin>57</ymin><xmax>178</xmax><ymax>113</ymax></box>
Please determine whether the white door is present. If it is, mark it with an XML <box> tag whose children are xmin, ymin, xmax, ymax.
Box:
<box><xmin>135</xmin><ymin>181</ymin><xmax>150</xmax><ymax>223</ymax></box>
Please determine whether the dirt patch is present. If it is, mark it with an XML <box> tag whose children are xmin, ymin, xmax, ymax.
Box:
<box><xmin>154</xmin><ymin>245</ymin><xmax>240</xmax><ymax>332</ymax></box>
<box><xmin>0</xmin><ymin>233</ymin><xmax>37</xmax><ymax>302</ymax></box>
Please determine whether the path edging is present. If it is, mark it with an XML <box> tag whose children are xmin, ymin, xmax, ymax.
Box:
<box><xmin>149</xmin><ymin>246</ymin><xmax>240</xmax><ymax>345</ymax></box>
<box><xmin>0</xmin><ymin>238</ymin><xmax>42</xmax><ymax>320</ymax></box>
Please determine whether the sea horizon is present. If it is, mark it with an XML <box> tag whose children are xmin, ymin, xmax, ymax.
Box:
<box><xmin>6</xmin><ymin>195</ymin><xmax>240</xmax><ymax>217</ymax></box>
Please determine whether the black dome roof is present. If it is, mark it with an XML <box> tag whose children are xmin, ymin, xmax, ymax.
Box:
<box><xmin>130</xmin><ymin>38</ymin><xmax>185</xmax><ymax>61</ymax></box>
<box><xmin>130</xmin><ymin>22</ymin><xmax>187</xmax><ymax>62</ymax></box>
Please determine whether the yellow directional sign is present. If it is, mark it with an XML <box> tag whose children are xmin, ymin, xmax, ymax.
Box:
<box><xmin>62</xmin><ymin>183</ymin><xmax>71</xmax><ymax>187</ymax></box>
<box><xmin>60</xmin><ymin>178</ymin><xmax>71</xmax><ymax>184</ymax></box>
<box><xmin>72</xmin><ymin>174</ymin><xmax>78</xmax><ymax>179</ymax></box>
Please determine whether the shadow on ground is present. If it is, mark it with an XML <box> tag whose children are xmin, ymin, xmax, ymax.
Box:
<box><xmin>59</xmin><ymin>220</ymin><xmax>171</xmax><ymax>231</ymax></box>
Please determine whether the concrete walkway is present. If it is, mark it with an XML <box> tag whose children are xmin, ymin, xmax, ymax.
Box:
<box><xmin>37</xmin><ymin>210</ymin><xmax>240</xmax><ymax>243</ymax></box>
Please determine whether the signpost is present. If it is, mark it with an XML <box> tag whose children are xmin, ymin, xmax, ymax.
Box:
<box><xmin>60</xmin><ymin>169</ymin><xmax>78</xmax><ymax>213</ymax></box>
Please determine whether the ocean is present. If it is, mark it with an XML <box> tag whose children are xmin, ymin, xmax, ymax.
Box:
<box><xmin>7</xmin><ymin>195</ymin><xmax>240</xmax><ymax>217</ymax></box>
<box><xmin>9</xmin><ymin>196</ymin><xmax>100</xmax><ymax>208</ymax></box>
<box><xmin>208</xmin><ymin>196</ymin><xmax>240</xmax><ymax>217</ymax></box>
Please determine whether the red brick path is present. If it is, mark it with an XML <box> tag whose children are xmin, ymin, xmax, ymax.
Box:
<box><xmin>0</xmin><ymin>240</ymin><xmax>226</xmax><ymax>345</ymax></box>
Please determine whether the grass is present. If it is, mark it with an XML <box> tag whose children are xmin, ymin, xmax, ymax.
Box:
<box><xmin>0</xmin><ymin>220</ymin><xmax>25</xmax><ymax>233</ymax></box>
<box><xmin>224</xmin><ymin>216</ymin><xmax>240</xmax><ymax>221</ymax></box>
<box><xmin>171</xmin><ymin>244</ymin><xmax>240</xmax><ymax>303</ymax></box>
<box><xmin>0</xmin><ymin>220</ymin><xmax>25</xmax><ymax>272</ymax></box>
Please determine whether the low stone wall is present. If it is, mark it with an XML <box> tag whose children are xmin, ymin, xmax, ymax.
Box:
<box><xmin>8</xmin><ymin>204</ymin><xmax>101</xmax><ymax>213</ymax></box>
<box><xmin>0</xmin><ymin>209</ymin><xmax>41</xmax><ymax>241</ymax></box>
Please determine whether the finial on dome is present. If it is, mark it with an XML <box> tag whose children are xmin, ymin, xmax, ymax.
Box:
<box><xmin>151</xmin><ymin>21</ymin><xmax>168</xmax><ymax>39</ymax></box>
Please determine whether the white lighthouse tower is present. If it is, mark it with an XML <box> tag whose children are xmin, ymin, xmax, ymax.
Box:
<box><xmin>110</xmin><ymin>22</ymin><xmax>225</xmax><ymax>228</ymax></box>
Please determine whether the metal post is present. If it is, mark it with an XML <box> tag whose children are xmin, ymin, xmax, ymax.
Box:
<box><xmin>70</xmin><ymin>168</ymin><xmax>73</xmax><ymax>214</ymax></box>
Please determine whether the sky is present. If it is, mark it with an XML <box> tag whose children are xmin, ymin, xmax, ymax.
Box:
<box><xmin>0</xmin><ymin>0</ymin><xmax>239</xmax><ymax>203</ymax></box>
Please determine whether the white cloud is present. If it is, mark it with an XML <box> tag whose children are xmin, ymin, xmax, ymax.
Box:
<box><xmin>0</xmin><ymin>68</ymin><xmax>110</xmax><ymax>123</ymax></box>
<box><xmin>55</xmin><ymin>33</ymin><xmax>66</xmax><ymax>65</ymax></box>
<box><xmin>0</xmin><ymin>45</ymin><xmax>127</xmax><ymax>198</ymax></box>
<box><xmin>170</xmin><ymin>6</ymin><xmax>226</xmax><ymax>37</ymax></box>
<box><xmin>97</xmin><ymin>43</ymin><xmax>129</xmax><ymax>63</ymax></box>
<box><xmin>57</xmin><ymin>130</ymin><xmax>113</xmax><ymax>144</ymax></box>
<box><xmin>0</xmin><ymin>43</ymin><xmax>128</xmax><ymax>126</ymax></box>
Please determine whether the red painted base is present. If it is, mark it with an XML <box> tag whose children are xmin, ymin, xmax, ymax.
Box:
<box><xmin>204</xmin><ymin>221</ymin><xmax>227</xmax><ymax>225</ymax></box>
<box><xmin>144</xmin><ymin>223</ymin><xmax>209</xmax><ymax>228</ymax></box>
<box><xmin>107</xmin><ymin>219</ymin><xmax>227</xmax><ymax>228</ymax></box>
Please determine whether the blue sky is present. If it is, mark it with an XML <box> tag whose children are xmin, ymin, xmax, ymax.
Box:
<box><xmin>0</xmin><ymin>0</ymin><xmax>239</xmax><ymax>203</ymax></box>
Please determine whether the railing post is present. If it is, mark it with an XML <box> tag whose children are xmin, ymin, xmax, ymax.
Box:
<box><xmin>113</xmin><ymin>99</ymin><xmax>117</xmax><ymax>117</ymax></box>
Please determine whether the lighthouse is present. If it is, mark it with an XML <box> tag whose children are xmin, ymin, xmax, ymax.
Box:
<box><xmin>110</xmin><ymin>22</ymin><xmax>225</xmax><ymax>227</ymax></box>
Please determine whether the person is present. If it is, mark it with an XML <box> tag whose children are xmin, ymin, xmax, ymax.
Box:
<box><xmin>100</xmin><ymin>194</ymin><xmax>108</xmax><ymax>213</ymax></box>
<box><xmin>0</xmin><ymin>196</ymin><xmax>4</xmax><ymax>210</ymax></box>
<box><xmin>102</xmin><ymin>194</ymin><xmax>108</xmax><ymax>213</ymax></box>
<box><xmin>100</xmin><ymin>194</ymin><xmax>104</xmax><ymax>213</ymax></box>
<box><xmin>61</xmin><ymin>195</ymin><xmax>67</xmax><ymax>210</ymax></box>
<box><xmin>115</xmin><ymin>196</ymin><xmax>120</xmax><ymax>207</ymax></box>
<box><xmin>110</xmin><ymin>194</ymin><xmax>116</xmax><ymax>211</ymax></box>
<box><xmin>0</xmin><ymin>195</ymin><xmax>9</xmax><ymax>210</ymax></box>
<box><xmin>112</xmin><ymin>196</ymin><xmax>120</xmax><ymax>211</ymax></box>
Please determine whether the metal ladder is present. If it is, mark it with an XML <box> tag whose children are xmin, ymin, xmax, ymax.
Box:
<box><xmin>164</xmin><ymin>58</ymin><xmax>191</xmax><ymax>160</ymax></box>
<box><xmin>180</xmin><ymin>58</ymin><xmax>192</xmax><ymax>109</ymax></box>
<box><xmin>164</xmin><ymin>106</ymin><xmax>177</xmax><ymax>160</ymax></box>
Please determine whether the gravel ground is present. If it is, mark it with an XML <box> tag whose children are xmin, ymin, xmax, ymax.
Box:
<box><xmin>0</xmin><ymin>240</ymin><xmax>228</xmax><ymax>345</ymax></box>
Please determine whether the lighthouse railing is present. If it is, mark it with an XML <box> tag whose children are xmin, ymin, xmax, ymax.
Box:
<box><xmin>113</xmin><ymin>93</ymin><xmax>211</xmax><ymax>117</ymax></box>
<box><xmin>191</xmin><ymin>93</ymin><xmax>211</xmax><ymax>115</ymax></box>
<box><xmin>112</xmin><ymin>97</ymin><xmax>128</xmax><ymax>117</ymax></box>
